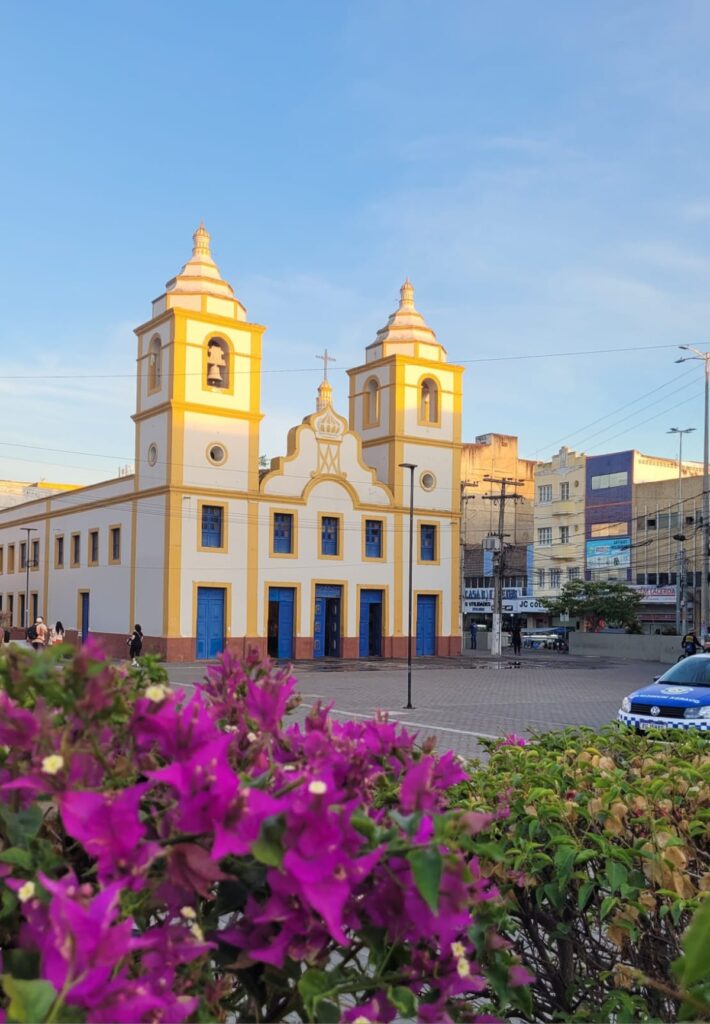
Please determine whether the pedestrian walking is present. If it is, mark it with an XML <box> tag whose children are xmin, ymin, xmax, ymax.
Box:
<box><xmin>469</xmin><ymin>621</ymin><xmax>477</xmax><ymax>650</ymax></box>
<box><xmin>511</xmin><ymin>623</ymin><xmax>522</xmax><ymax>656</ymax></box>
<box><xmin>127</xmin><ymin>624</ymin><xmax>144</xmax><ymax>666</ymax></box>
<box><xmin>29</xmin><ymin>616</ymin><xmax>49</xmax><ymax>651</ymax></box>
<box><xmin>51</xmin><ymin>620</ymin><xmax>65</xmax><ymax>645</ymax></box>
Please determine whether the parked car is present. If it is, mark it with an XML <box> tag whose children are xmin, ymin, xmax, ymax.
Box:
<box><xmin>617</xmin><ymin>654</ymin><xmax>710</xmax><ymax>733</ymax></box>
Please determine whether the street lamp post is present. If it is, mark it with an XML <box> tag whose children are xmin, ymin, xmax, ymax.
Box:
<box><xmin>399</xmin><ymin>462</ymin><xmax>417</xmax><ymax>709</ymax></box>
<box><xmin>21</xmin><ymin>527</ymin><xmax>38</xmax><ymax>632</ymax></box>
<box><xmin>675</xmin><ymin>346</ymin><xmax>710</xmax><ymax>637</ymax></box>
<box><xmin>668</xmin><ymin>426</ymin><xmax>695</xmax><ymax>635</ymax></box>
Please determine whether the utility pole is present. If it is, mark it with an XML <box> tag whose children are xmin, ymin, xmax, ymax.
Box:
<box><xmin>483</xmin><ymin>477</ymin><xmax>523</xmax><ymax>657</ymax></box>
<box><xmin>675</xmin><ymin>346</ymin><xmax>710</xmax><ymax>638</ymax></box>
<box><xmin>668</xmin><ymin>426</ymin><xmax>695</xmax><ymax>636</ymax></box>
<box><xmin>460</xmin><ymin>482</ymin><xmax>475</xmax><ymax>649</ymax></box>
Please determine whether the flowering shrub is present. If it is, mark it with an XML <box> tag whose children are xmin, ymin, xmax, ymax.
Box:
<box><xmin>455</xmin><ymin>726</ymin><xmax>710</xmax><ymax>1022</ymax></box>
<box><xmin>0</xmin><ymin>643</ymin><xmax>531</xmax><ymax>1023</ymax></box>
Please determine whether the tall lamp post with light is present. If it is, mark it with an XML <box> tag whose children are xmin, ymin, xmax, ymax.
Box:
<box><xmin>668</xmin><ymin>426</ymin><xmax>695</xmax><ymax>635</ymax></box>
<box><xmin>399</xmin><ymin>462</ymin><xmax>417</xmax><ymax>710</ymax></box>
<box><xmin>675</xmin><ymin>345</ymin><xmax>710</xmax><ymax>636</ymax></box>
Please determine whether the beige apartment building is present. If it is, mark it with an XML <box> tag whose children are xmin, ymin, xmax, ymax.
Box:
<box><xmin>460</xmin><ymin>434</ymin><xmax>537</xmax><ymax>547</ymax></box>
<box><xmin>632</xmin><ymin>474</ymin><xmax>705</xmax><ymax>632</ymax></box>
<box><xmin>533</xmin><ymin>447</ymin><xmax>586</xmax><ymax>603</ymax></box>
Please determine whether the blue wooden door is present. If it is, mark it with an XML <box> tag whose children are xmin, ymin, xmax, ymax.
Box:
<box><xmin>80</xmin><ymin>592</ymin><xmax>90</xmax><ymax>642</ymax></box>
<box><xmin>416</xmin><ymin>594</ymin><xmax>437</xmax><ymax>656</ymax></box>
<box><xmin>314</xmin><ymin>584</ymin><xmax>342</xmax><ymax>658</ymax></box>
<box><xmin>359</xmin><ymin>589</ymin><xmax>383</xmax><ymax>657</ymax></box>
<box><xmin>196</xmin><ymin>587</ymin><xmax>225</xmax><ymax>659</ymax></box>
<box><xmin>268</xmin><ymin>587</ymin><xmax>294</xmax><ymax>659</ymax></box>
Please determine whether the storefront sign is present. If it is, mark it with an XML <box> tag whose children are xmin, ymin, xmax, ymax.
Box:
<box><xmin>631</xmin><ymin>585</ymin><xmax>676</xmax><ymax>604</ymax></box>
<box><xmin>463</xmin><ymin>588</ymin><xmax>545</xmax><ymax>614</ymax></box>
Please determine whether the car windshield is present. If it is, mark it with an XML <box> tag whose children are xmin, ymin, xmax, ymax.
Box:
<box><xmin>660</xmin><ymin>657</ymin><xmax>710</xmax><ymax>685</ymax></box>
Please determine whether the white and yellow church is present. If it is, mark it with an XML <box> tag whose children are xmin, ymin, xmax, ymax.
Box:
<box><xmin>0</xmin><ymin>228</ymin><xmax>463</xmax><ymax>661</ymax></box>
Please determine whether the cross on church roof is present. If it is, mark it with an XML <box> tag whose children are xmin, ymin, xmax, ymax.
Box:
<box><xmin>316</xmin><ymin>348</ymin><xmax>336</xmax><ymax>381</ymax></box>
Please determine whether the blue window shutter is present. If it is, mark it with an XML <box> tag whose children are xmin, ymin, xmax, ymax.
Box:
<box><xmin>365</xmin><ymin>520</ymin><xmax>382</xmax><ymax>558</ymax></box>
<box><xmin>322</xmin><ymin>516</ymin><xmax>338</xmax><ymax>556</ymax></box>
<box><xmin>420</xmin><ymin>525</ymin><xmax>436</xmax><ymax>561</ymax></box>
<box><xmin>202</xmin><ymin>505</ymin><xmax>223</xmax><ymax>548</ymax></box>
<box><xmin>274</xmin><ymin>513</ymin><xmax>293</xmax><ymax>554</ymax></box>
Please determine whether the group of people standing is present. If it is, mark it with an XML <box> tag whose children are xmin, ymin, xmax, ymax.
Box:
<box><xmin>26</xmin><ymin>618</ymin><xmax>65</xmax><ymax>650</ymax></box>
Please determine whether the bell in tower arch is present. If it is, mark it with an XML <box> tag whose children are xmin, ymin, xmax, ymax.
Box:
<box><xmin>206</xmin><ymin>339</ymin><xmax>229</xmax><ymax>389</ymax></box>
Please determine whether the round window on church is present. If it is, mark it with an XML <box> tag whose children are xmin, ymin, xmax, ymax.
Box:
<box><xmin>207</xmin><ymin>443</ymin><xmax>227</xmax><ymax>466</ymax></box>
<box><xmin>147</xmin><ymin>443</ymin><xmax>158</xmax><ymax>467</ymax></box>
<box><xmin>420</xmin><ymin>471</ymin><xmax>436</xmax><ymax>492</ymax></box>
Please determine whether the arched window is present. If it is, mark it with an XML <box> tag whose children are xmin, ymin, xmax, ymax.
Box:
<box><xmin>147</xmin><ymin>337</ymin><xmax>162</xmax><ymax>392</ymax></box>
<box><xmin>206</xmin><ymin>337</ymin><xmax>230</xmax><ymax>389</ymax></box>
<box><xmin>420</xmin><ymin>377</ymin><xmax>439</xmax><ymax>424</ymax></box>
<box><xmin>364</xmin><ymin>377</ymin><xmax>380</xmax><ymax>426</ymax></box>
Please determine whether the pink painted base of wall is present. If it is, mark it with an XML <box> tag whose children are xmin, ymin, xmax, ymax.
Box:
<box><xmin>5</xmin><ymin>630</ymin><xmax>461</xmax><ymax>663</ymax></box>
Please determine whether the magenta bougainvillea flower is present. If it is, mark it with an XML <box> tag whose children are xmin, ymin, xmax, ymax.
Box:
<box><xmin>0</xmin><ymin>645</ymin><xmax>533</xmax><ymax>1023</ymax></box>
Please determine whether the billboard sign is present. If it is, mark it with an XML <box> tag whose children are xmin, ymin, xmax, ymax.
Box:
<box><xmin>586</xmin><ymin>537</ymin><xmax>630</xmax><ymax>569</ymax></box>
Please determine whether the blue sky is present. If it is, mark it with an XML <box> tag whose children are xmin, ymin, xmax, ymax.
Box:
<box><xmin>3</xmin><ymin>1</ymin><xmax>710</xmax><ymax>484</ymax></box>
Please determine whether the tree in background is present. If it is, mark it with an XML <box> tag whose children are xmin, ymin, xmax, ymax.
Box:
<box><xmin>542</xmin><ymin>579</ymin><xmax>641</xmax><ymax>632</ymax></box>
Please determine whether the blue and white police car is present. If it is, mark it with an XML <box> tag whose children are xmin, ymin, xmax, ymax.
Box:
<box><xmin>618</xmin><ymin>654</ymin><xmax>710</xmax><ymax>733</ymax></box>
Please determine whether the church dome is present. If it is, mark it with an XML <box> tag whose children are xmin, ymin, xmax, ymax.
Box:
<box><xmin>366</xmin><ymin>280</ymin><xmax>446</xmax><ymax>362</ymax></box>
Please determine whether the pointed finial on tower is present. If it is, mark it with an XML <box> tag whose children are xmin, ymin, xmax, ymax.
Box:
<box><xmin>399</xmin><ymin>278</ymin><xmax>415</xmax><ymax>310</ymax></box>
<box><xmin>192</xmin><ymin>222</ymin><xmax>211</xmax><ymax>258</ymax></box>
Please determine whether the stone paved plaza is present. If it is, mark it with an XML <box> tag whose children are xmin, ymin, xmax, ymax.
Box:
<box><xmin>167</xmin><ymin>650</ymin><xmax>669</xmax><ymax>759</ymax></box>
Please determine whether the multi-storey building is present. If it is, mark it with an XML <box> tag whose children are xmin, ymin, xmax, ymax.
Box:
<box><xmin>585</xmin><ymin>451</ymin><xmax>702</xmax><ymax>583</ymax></box>
<box><xmin>533</xmin><ymin>446</ymin><xmax>586</xmax><ymax>605</ymax></box>
<box><xmin>460</xmin><ymin>434</ymin><xmax>536</xmax><ymax>547</ymax></box>
<box><xmin>0</xmin><ymin>228</ymin><xmax>463</xmax><ymax>660</ymax></box>
<box><xmin>632</xmin><ymin>474</ymin><xmax>705</xmax><ymax>632</ymax></box>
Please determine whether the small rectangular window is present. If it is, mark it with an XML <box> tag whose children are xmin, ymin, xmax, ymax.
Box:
<box><xmin>89</xmin><ymin>530</ymin><xmax>99</xmax><ymax>565</ymax></box>
<box><xmin>55</xmin><ymin>536</ymin><xmax>64</xmax><ymax>568</ymax></box>
<box><xmin>636</xmin><ymin>573</ymin><xmax>645</xmax><ymax>584</ymax></box>
<box><xmin>110</xmin><ymin>527</ymin><xmax>121</xmax><ymax>563</ymax></box>
<box><xmin>420</xmin><ymin>524</ymin><xmax>436</xmax><ymax>561</ymax></box>
<box><xmin>568</xmin><ymin>567</ymin><xmax>580</xmax><ymax>581</ymax></box>
<box><xmin>538</xmin><ymin>527</ymin><xmax>552</xmax><ymax>546</ymax></box>
<box><xmin>8</xmin><ymin>545</ymin><xmax>15</xmax><ymax>574</ymax></box>
<box><xmin>560</xmin><ymin>526</ymin><xmax>570</xmax><ymax>544</ymax></box>
<box><xmin>31</xmin><ymin>540</ymin><xmax>39</xmax><ymax>568</ymax></box>
<box><xmin>550</xmin><ymin>569</ymin><xmax>561</xmax><ymax>588</ymax></box>
<box><xmin>0</xmin><ymin>546</ymin><xmax>3</xmax><ymax>574</ymax></box>
<box><xmin>20</xmin><ymin>543</ymin><xmax>27</xmax><ymax>570</ymax></box>
<box><xmin>538</xmin><ymin>485</ymin><xmax>552</xmax><ymax>502</ymax></box>
<box><xmin>647</xmin><ymin>573</ymin><xmax>657</xmax><ymax>585</ymax></box>
<box><xmin>659</xmin><ymin>572</ymin><xmax>669</xmax><ymax>586</ymax></box>
<box><xmin>19</xmin><ymin>593</ymin><xmax>26</xmax><ymax>629</ymax></box>
<box><xmin>321</xmin><ymin>516</ymin><xmax>339</xmax><ymax>557</ymax></box>
<box><xmin>560</xmin><ymin>482</ymin><xmax>570</xmax><ymax>500</ymax></box>
<box><xmin>201</xmin><ymin>505</ymin><xmax>223</xmax><ymax>549</ymax></box>
<box><xmin>273</xmin><ymin>513</ymin><xmax>293</xmax><ymax>554</ymax></box>
<box><xmin>537</xmin><ymin>569</ymin><xmax>546</xmax><ymax>588</ymax></box>
<box><xmin>31</xmin><ymin>593</ymin><xmax>38</xmax><ymax>622</ymax></box>
<box><xmin>71</xmin><ymin>534</ymin><xmax>81</xmax><ymax>567</ymax></box>
<box><xmin>8</xmin><ymin>594</ymin><xmax>14</xmax><ymax>625</ymax></box>
<box><xmin>365</xmin><ymin>519</ymin><xmax>383</xmax><ymax>558</ymax></box>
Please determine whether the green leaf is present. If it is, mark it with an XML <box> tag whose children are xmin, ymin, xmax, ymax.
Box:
<box><xmin>350</xmin><ymin>810</ymin><xmax>377</xmax><ymax>840</ymax></box>
<box><xmin>577</xmin><ymin>880</ymin><xmax>595</xmax><ymax>910</ymax></box>
<box><xmin>0</xmin><ymin>848</ymin><xmax>33</xmax><ymax>871</ymax></box>
<box><xmin>251</xmin><ymin>817</ymin><xmax>284</xmax><ymax>868</ymax></box>
<box><xmin>0</xmin><ymin>805</ymin><xmax>44</xmax><ymax>849</ymax></box>
<box><xmin>674</xmin><ymin>899</ymin><xmax>710</xmax><ymax>988</ymax></box>
<box><xmin>600</xmin><ymin>895</ymin><xmax>617</xmax><ymax>920</ymax></box>
<box><xmin>1</xmin><ymin>976</ymin><xmax>57</xmax><ymax>1024</ymax></box>
<box><xmin>389</xmin><ymin>985</ymin><xmax>417</xmax><ymax>1017</ymax></box>
<box><xmin>298</xmin><ymin>969</ymin><xmax>331</xmax><ymax>1022</ymax></box>
<box><xmin>407</xmin><ymin>847</ymin><xmax>443</xmax><ymax>913</ymax></box>
<box><xmin>0</xmin><ymin>951</ymin><xmax>40</xmax><ymax>981</ymax></box>
<box><xmin>554</xmin><ymin>845</ymin><xmax>577</xmax><ymax>875</ymax></box>
<box><xmin>0</xmin><ymin>887</ymin><xmax>18</xmax><ymax>921</ymax></box>
<box><xmin>607</xmin><ymin>861</ymin><xmax>628</xmax><ymax>895</ymax></box>
<box><xmin>315</xmin><ymin>1000</ymin><xmax>340</xmax><ymax>1023</ymax></box>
